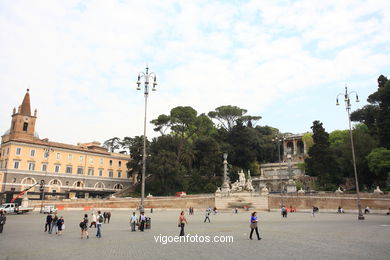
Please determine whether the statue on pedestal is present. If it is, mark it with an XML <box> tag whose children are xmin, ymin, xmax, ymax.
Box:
<box><xmin>238</xmin><ymin>170</ymin><xmax>246</xmax><ymax>187</ymax></box>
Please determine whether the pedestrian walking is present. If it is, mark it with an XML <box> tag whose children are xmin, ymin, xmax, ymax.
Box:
<box><xmin>90</xmin><ymin>213</ymin><xmax>97</xmax><ymax>228</ymax></box>
<box><xmin>80</xmin><ymin>214</ymin><xmax>89</xmax><ymax>239</ymax></box>
<box><xmin>178</xmin><ymin>211</ymin><xmax>188</xmax><ymax>236</ymax></box>
<box><xmin>249</xmin><ymin>212</ymin><xmax>261</xmax><ymax>240</ymax></box>
<box><xmin>106</xmin><ymin>211</ymin><xmax>111</xmax><ymax>223</ymax></box>
<box><xmin>364</xmin><ymin>206</ymin><xmax>370</xmax><ymax>214</ymax></box>
<box><xmin>204</xmin><ymin>209</ymin><xmax>211</xmax><ymax>223</ymax></box>
<box><xmin>96</xmin><ymin>211</ymin><xmax>103</xmax><ymax>238</ymax></box>
<box><xmin>45</xmin><ymin>213</ymin><xmax>53</xmax><ymax>233</ymax></box>
<box><xmin>52</xmin><ymin>214</ymin><xmax>59</xmax><ymax>234</ymax></box>
<box><xmin>103</xmin><ymin>212</ymin><xmax>107</xmax><ymax>223</ymax></box>
<box><xmin>139</xmin><ymin>212</ymin><xmax>146</xmax><ymax>231</ymax></box>
<box><xmin>312</xmin><ymin>206</ymin><xmax>319</xmax><ymax>217</ymax></box>
<box><xmin>0</xmin><ymin>210</ymin><xmax>6</xmax><ymax>234</ymax></box>
<box><xmin>281</xmin><ymin>206</ymin><xmax>287</xmax><ymax>218</ymax></box>
<box><xmin>130</xmin><ymin>212</ymin><xmax>137</xmax><ymax>232</ymax></box>
<box><xmin>57</xmin><ymin>216</ymin><xmax>64</xmax><ymax>235</ymax></box>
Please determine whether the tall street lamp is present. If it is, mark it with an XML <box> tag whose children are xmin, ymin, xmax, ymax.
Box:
<box><xmin>136</xmin><ymin>66</ymin><xmax>157</xmax><ymax>213</ymax></box>
<box><xmin>40</xmin><ymin>147</ymin><xmax>53</xmax><ymax>213</ymax></box>
<box><xmin>336</xmin><ymin>85</ymin><xmax>364</xmax><ymax>220</ymax></box>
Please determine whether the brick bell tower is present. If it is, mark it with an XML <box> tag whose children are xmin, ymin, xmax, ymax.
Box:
<box><xmin>3</xmin><ymin>89</ymin><xmax>38</xmax><ymax>142</ymax></box>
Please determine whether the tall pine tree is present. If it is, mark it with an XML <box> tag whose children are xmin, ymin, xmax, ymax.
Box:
<box><xmin>305</xmin><ymin>121</ymin><xmax>341</xmax><ymax>190</ymax></box>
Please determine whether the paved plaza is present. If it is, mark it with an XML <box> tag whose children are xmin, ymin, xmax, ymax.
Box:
<box><xmin>1</xmin><ymin>210</ymin><xmax>389</xmax><ymax>260</ymax></box>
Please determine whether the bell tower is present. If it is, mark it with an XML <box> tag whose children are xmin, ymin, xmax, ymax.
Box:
<box><xmin>4</xmin><ymin>89</ymin><xmax>38</xmax><ymax>142</ymax></box>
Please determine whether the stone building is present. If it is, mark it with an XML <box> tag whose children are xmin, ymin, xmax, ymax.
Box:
<box><xmin>253</xmin><ymin>133</ymin><xmax>309</xmax><ymax>192</ymax></box>
<box><xmin>0</xmin><ymin>90</ymin><xmax>132</xmax><ymax>201</ymax></box>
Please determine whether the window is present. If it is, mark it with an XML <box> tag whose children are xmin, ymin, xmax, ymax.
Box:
<box><xmin>79</xmin><ymin>156</ymin><xmax>83</xmax><ymax>163</ymax></box>
<box><xmin>5</xmin><ymin>160</ymin><xmax>7</xmax><ymax>168</ymax></box>
<box><xmin>114</xmin><ymin>184</ymin><xmax>123</xmax><ymax>190</ymax></box>
<box><xmin>88</xmin><ymin>168</ymin><xmax>94</xmax><ymax>176</ymax></box>
<box><xmin>52</xmin><ymin>180</ymin><xmax>58</xmax><ymax>185</ymax></box>
<box><xmin>77</xmin><ymin>167</ymin><xmax>83</xmax><ymax>175</ymax></box>
<box><xmin>44</xmin><ymin>151</ymin><xmax>49</xmax><ymax>159</ymax></box>
<box><xmin>23</xmin><ymin>122</ymin><xmax>28</xmax><ymax>131</ymax></box>
<box><xmin>68</xmin><ymin>154</ymin><xmax>73</xmax><ymax>161</ymax></box>
<box><xmin>54</xmin><ymin>165</ymin><xmax>60</xmax><ymax>173</ymax></box>
<box><xmin>0</xmin><ymin>161</ymin><xmax>2</xmax><ymax>169</ymax></box>
<box><xmin>109</xmin><ymin>160</ymin><xmax>113</xmax><ymax>167</ymax></box>
<box><xmin>100</xmin><ymin>158</ymin><xmax>103</xmax><ymax>165</ymax></box>
<box><xmin>65</xmin><ymin>181</ymin><xmax>69</xmax><ymax>186</ymax></box>
<box><xmin>118</xmin><ymin>161</ymin><xmax>122</xmax><ymax>167</ymax></box>
<box><xmin>30</xmin><ymin>149</ymin><xmax>35</xmax><ymax>157</ymax></box>
<box><xmin>56</xmin><ymin>153</ymin><xmax>61</xmax><ymax>160</ymax></box>
<box><xmin>16</xmin><ymin>147</ymin><xmax>21</xmax><ymax>155</ymax></box>
<box><xmin>66</xmin><ymin>166</ymin><xmax>72</xmax><ymax>174</ymax></box>
<box><xmin>117</xmin><ymin>171</ymin><xmax>122</xmax><ymax>178</ymax></box>
<box><xmin>109</xmin><ymin>171</ymin><xmax>113</xmax><ymax>178</ymax></box>
<box><xmin>89</xmin><ymin>157</ymin><xmax>94</xmax><ymax>164</ymax></box>
<box><xmin>28</xmin><ymin>162</ymin><xmax>35</xmax><ymax>171</ymax></box>
<box><xmin>99</xmin><ymin>169</ymin><xmax>103</xmax><ymax>177</ymax></box>
<box><xmin>13</xmin><ymin>160</ymin><xmax>20</xmax><ymax>169</ymax></box>
<box><xmin>7</xmin><ymin>148</ymin><xmax>9</xmax><ymax>155</ymax></box>
<box><xmin>42</xmin><ymin>163</ymin><xmax>47</xmax><ymax>172</ymax></box>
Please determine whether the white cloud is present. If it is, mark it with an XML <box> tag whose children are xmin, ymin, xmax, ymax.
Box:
<box><xmin>0</xmin><ymin>0</ymin><xmax>389</xmax><ymax>145</ymax></box>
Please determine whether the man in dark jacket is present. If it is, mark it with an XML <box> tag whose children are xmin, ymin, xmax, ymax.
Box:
<box><xmin>0</xmin><ymin>210</ymin><xmax>6</xmax><ymax>233</ymax></box>
<box><xmin>45</xmin><ymin>214</ymin><xmax>53</xmax><ymax>233</ymax></box>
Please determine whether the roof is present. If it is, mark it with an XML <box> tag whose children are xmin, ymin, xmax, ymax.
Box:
<box><xmin>20</xmin><ymin>89</ymin><xmax>31</xmax><ymax>116</ymax></box>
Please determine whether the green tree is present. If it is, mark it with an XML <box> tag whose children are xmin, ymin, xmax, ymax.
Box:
<box><xmin>208</xmin><ymin>105</ymin><xmax>261</xmax><ymax>131</ymax></box>
<box><xmin>305</xmin><ymin>121</ymin><xmax>341</xmax><ymax>190</ymax></box>
<box><xmin>366</xmin><ymin>147</ymin><xmax>390</xmax><ymax>186</ymax></box>
<box><xmin>351</xmin><ymin>75</ymin><xmax>390</xmax><ymax>148</ymax></box>
<box><xmin>103</xmin><ymin>137</ymin><xmax>120</xmax><ymax>152</ymax></box>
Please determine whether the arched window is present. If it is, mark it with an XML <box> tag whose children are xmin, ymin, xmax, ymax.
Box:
<box><xmin>113</xmin><ymin>183</ymin><xmax>123</xmax><ymax>190</ymax></box>
<box><xmin>94</xmin><ymin>182</ymin><xmax>105</xmax><ymax>189</ymax></box>
<box><xmin>73</xmin><ymin>181</ymin><xmax>84</xmax><ymax>188</ymax></box>
<box><xmin>21</xmin><ymin>177</ymin><xmax>37</xmax><ymax>192</ymax></box>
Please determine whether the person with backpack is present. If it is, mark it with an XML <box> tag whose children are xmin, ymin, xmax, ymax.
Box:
<box><xmin>80</xmin><ymin>214</ymin><xmax>89</xmax><ymax>239</ymax></box>
<box><xmin>96</xmin><ymin>211</ymin><xmax>103</xmax><ymax>238</ymax></box>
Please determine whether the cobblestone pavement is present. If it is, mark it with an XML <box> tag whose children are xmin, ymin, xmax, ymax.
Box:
<box><xmin>0</xmin><ymin>210</ymin><xmax>389</xmax><ymax>260</ymax></box>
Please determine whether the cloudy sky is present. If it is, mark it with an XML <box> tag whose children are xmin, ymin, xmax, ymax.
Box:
<box><xmin>1</xmin><ymin>0</ymin><xmax>389</xmax><ymax>145</ymax></box>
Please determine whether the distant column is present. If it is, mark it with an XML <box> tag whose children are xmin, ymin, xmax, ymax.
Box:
<box><xmin>293</xmin><ymin>139</ymin><xmax>297</xmax><ymax>155</ymax></box>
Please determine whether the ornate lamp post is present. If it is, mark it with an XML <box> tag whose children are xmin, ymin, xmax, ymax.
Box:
<box><xmin>136</xmin><ymin>66</ymin><xmax>157</xmax><ymax>213</ymax></box>
<box><xmin>40</xmin><ymin>147</ymin><xmax>53</xmax><ymax>213</ymax></box>
<box><xmin>336</xmin><ymin>85</ymin><xmax>364</xmax><ymax>220</ymax></box>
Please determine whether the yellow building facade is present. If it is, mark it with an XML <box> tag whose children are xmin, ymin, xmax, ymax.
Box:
<box><xmin>0</xmin><ymin>90</ymin><xmax>132</xmax><ymax>200</ymax></box>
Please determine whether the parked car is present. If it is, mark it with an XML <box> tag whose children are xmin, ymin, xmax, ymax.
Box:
<box><xmin>43</xmin><ymin>205</ymin><xmax>57</xmax><ymax>214</ymax></box>
<box><xmin>0</xmin><ymin>203</ymin><xmax>33</xmax><ymax>214</ymax></box>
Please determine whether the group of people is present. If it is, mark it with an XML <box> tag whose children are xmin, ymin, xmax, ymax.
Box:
<box><xmin>44</xmin><ymin>213</ymin><xmax>65</xmax><ymax>235</ymax></box>
<box><xmin>129</xmin><ymin>211</ymin><xmax>147</xmax><ymax>232</ymax></box>
<box><xmin>78</xmin><ymin>211</ymin><xmax>105</xmax><ymax>238</ymax></box>
<box><xmin>337</xmin><ymin>206</ymin><xmax>345</xmax><ymax>213</ymax></box>
<box><xmin>188</xmin><ymin>207</ymin><xmax>194</xmax><ymax>215</ymax></box>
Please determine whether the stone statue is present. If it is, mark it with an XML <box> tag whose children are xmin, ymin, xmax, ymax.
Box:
<box><xmin>245</xmin><ymin>179</ymin><xmax>254</xmax><ymax>192</ymax></box>
<box><xmin>238</xmin><ymin>170</ymin><xmax>246</xmax><ymax>187</ymax></box>
<box><xmin>231</xmin><ymin>180</ymin><xmax>240</xmax><ymax>191</ymax></box>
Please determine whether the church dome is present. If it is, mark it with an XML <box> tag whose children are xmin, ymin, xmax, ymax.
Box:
<box><xmin>3</xmin><ymin>128</ymin><xmax>10</xmax><ymax>136</ymax></box>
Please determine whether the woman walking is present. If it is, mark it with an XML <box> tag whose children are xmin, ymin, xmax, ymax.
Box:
<box><xmin>178</xmin><ymin>211</ymin><xmax>188</xmax><ymax>236</ymax></box>
<box><xmin>249</xmin><ymin>212</ymin><xmax>261</xmax><ymax>240</ymax></box>
<box><xmin>57</xmin><ymin>216</ymin><xmax>64</xmax><ymax>235</ymax></box>
<box><xmin>90</xmin><ymin>213</ymin><xmax>97</xmax><ymax>228</ymax></box>
<box><xmin>80</xmin><ymin>214</ymin><xmax>89</xmax><ymax>239</ymax></box>
<box><xmin>52</xmin><ymin>214</ymin><xmax>59</xmax><ymax>234</ymax></box>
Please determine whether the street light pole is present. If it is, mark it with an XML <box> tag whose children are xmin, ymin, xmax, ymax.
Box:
<box><xmin>336</xmin><ymin>85</ymin><xmax>364</xmax><ymax>220</ymax></box>
<box><xmin>136</xmin><ymin>66</ymin><xmax>157</xmax><ymax>213</ymax></box>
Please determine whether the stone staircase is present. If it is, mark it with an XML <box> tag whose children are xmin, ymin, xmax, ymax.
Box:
<box><xmin>215</xmin><ymin>192</ymin><xmax>269</xmax><ymax>210</ymax></box>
